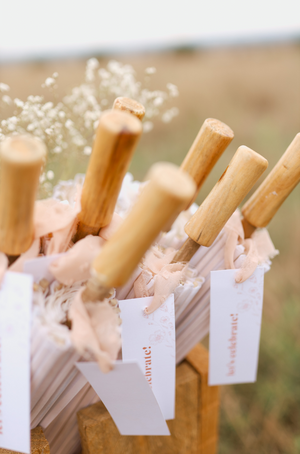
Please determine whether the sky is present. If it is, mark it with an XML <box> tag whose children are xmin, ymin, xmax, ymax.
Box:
<box><xmin>0</xmin><ymin>0</ymin><xmax>299</xmax><ymax>61</ymax></box>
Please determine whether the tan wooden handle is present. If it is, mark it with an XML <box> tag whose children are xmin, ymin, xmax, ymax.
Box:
<box><xmin>185</xmin><ymin>146</ymin><xmax>268</xmax><ymax>247</ymax></box>
<box><xmin>113</xmin><ymin>97</ymin><xmax>145</xmax><ymax>120</ymax></box>
<box><xmin>242</xmin><ymin>133</ymin><xmax>300</xmax><ymax>228</ymax></box>
<box><xmin>0</xmin><ymin>135</ymin><xmax>46</xmax><ymax>255</ymax></box>
<box><xmin>76</xmin><ymin>109</ymin><xmax>142</xmax><ymax>240</ymax></box>
<box><xmin>181</xmin><ymin>118</ymin><xmax>234</xmax><ymax>204</ymax></box>
<box><xmin>82</xmin><ymin>163</ymin><xmax>196</xmax><ymax>300</ymax></box>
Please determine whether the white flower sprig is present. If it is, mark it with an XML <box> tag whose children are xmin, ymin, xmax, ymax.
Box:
<box><xmin>0</xmin><ymin>59</ymin><xmax>179</xmax><ymax>195</ymax></box>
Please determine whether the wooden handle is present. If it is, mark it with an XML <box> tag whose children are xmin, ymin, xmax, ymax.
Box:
<box><xmin>82</xmin><ymin>163</ymin><xmax>196</xmax><ymax>301</ymax></box>
<box><xmin>171</xmin><ymin>236</ymin><xmax>200</xmax><ymax>264</ymax></box>
<box><xmin>242</xmin><ymin>133</ymin><xmax>300</xmax><ymax>228</ymax></box>
<box><xmin>113</xmin><ymin>97</ymin><xmax>145</xmax><ymax>120</ymax></box>
<box><xmin>181</xmin><ymin>118</ymin><xmax>234</xmax><ymax>204</ymax></box>
<box><xmin>76</xmin><ymin>110</ymin><xmax>142</xmax><ymax>240</ymax></box>
<box><xmin>185</xmin><ymin>146</ymin><xmax>268</xmax><ymax>247</ymax></box>
<box><xmin>0</xmin><ymin>135</ymin><xmax>46</xmax><ymax>255</ymax></box>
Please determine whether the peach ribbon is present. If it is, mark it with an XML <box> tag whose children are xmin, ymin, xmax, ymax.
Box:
<box><xmin>134</xmin><ymin>246</ymin><xmax>188</xmax><ymax>314</ymax></box>
<box><xmin>69</xmin><ymin>288</ymin><xmax>121</xmax><ymax>373</ymax></box>
<box><xmin>224</xmin><ymin>211</ymin><xmax>278</xmax><ymax>283</ymax></box>
<box><xmin>3</xmin><ymin>195</ymin><xmax>124</xmax><ymax>372</ymax></box>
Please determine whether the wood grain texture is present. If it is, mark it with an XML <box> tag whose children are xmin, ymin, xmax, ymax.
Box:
<box><xmin>113</xmin><ymin>97</ymin><xmax>146</xmax><ymax>120</ymax></box>
<box><xmin>147</xmin><ymin>362</ymin><xmax>199</xmax><ymax>454</ymax></box>
<box><xmin>75</xmin><ymin>109</ymin><xmax>142</xmax><ymax>241</ymax></box>
<box><xmin>77</xmin><ymin>343</ymin><xmax>219</xmax><ymax>454</ymax></box>
<box><xmin>241</xmin><ymin>217</ymin><xmax>256</xmax><ymax>239</ymax></box>
<box><xmin>242</xmin><ymin>132</ymin><xmax>300</xmax><ymax>229</ymax></box>
<box><xmin>83</xmin><ymin>163</ymin><xmax>196</xmax><ymax>300</ymax></box>
<box><xmin>0</xmin><ymin>426</ymin><xmax>50</xmax><ymax>454</ymax></box>
<box><xmin>78</xmin><ymin>363</ymin><xmax>199</xmax><ymax>454</ymax></box>
<box><xmin>0</xmin><ymin>135</ymin><xmax>46</xmax><ymax>255</ymax></box>
<box><xmin>181</xmin><ymin>118</ymin><xmax>234</xmax><ymax>205</ymax></box>
<box><xmin>171</xmin><ymin>236</ymin><xmax>200</xmax><ymax>264</ymax></box>
<box><xmin>186</xmin><ymin>344</ymin><xmax>220</xmax><ymax>454</ymax></box>
<box><xmin>185</xmin><ymin>145</ymin><xmax>268</xmax><ymax>247</ymax></box>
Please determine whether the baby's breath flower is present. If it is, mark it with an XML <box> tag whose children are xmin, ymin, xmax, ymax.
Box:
<box><xmin>162</xmin><ymin>107</ymin><xmax>179</xmax><ymax>123</ymax></box>
<box><xmin>166</xmin><ymin>83</ymin><xmax>179</xmax><ymax>97</ymax></box>
<box><xmin>86</xmin><ymin>58</ymin><xmax>99</xmax><ymax>82</ymax></box>
<box><xmin>107</xmin><ymin>60</ymin><xmax>121</xmax><ymax>74</ymax></box>
<box><xmin>0</xmin><ymin>58</ymin><xmax>178</xmax><ymax>196</ymax></box>
<box><xmin>47</xmin><ymin>170</ymin><xmax>55</xmax><ymax>180</ymax></box>
<box><xmin>143</xmin><ymin>121</ymin><xmax>153</xmax><ymax>132</ymax></box>
<box><xmin>14</xmin><ymin>98</ymin><xmax>24</xmax><ymax>108</ymax></box>
<box><xmin>44</xmin><ymin>77</ymin><xmax>55</xmax><ymax>88</ymax></box>
<box><xmin>8</xmin><ymin>116</ymin><xmax>18</xmax><ymax>124</ymax></box>
<box><xmin>39</xmin><ymin>173</ymin><xmax>46</xmax><ymax>183</ymax></box>
<box><xmin>65</xmin><ymin>119</ymin><xmax>73</xmax><ymax>129</ymax></box>
<box><xmin>145</xmin><ymin>67</ymin><xmax>156</xmax><ymax>75</ymax></box>
<box><xmin>72</xmin><ymin>135</ymin><xmax>86</xmax><ymax>147</ymax></box>
<box><xmin>83</xmin><ymin>146</ymin><xmax>92</xmax><ymax>156</ymax></box>
<box><xmin>98</xmin><ymin>68</ymin><xmax>110</xmax><ymax>79</ymax></box>
<box><xmin>153</xmin><ymin>96</ymin><xmax>164</xmax><ymax>107</ymax></box>
<box><xmin>42</xmin><ymin>102</ymin><xmax>53</xmax><ymax>111</ymax></box>
<box><xmin>0</xmin><ymin>83</ymin><xmax>10</xmax><ymax>92</ymax></box>
<box><xmin>2</xmin><ymin>95</ymin><xmax>11</xmax><ymax>105</ymax></box>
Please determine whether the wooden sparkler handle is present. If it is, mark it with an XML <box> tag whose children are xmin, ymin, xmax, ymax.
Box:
<box><xmin>0</xmin><ymin>135</ymin><xmax>46</xmax><ymax>255</ymax></box>
<box><xmin>242</xmin><ymin>133</ymin><xmax>300</xmax><ymax>229</ymax></box>
<box><xmin>84</xmin><ymin>163</ymin><xmax>196</xmax><ymax>299</ymax></box>
<box><xmin>113</xmin><ymin>97</ymin><xmax>146</xmax><ymax>120</ymax></box>
<box><xmin>76</xmin><ymin>110</ymin><xmax>142</xmax><ymax>241</ymax></box>
<box><xmin>181</xmin><ymin>118</ymin><xmax>234</xmax><ymax>205</ymax></box>
<box><xmin>185</xmin><ymin>146</ymin><xmax>268</xmax><ymax>247</ymax></box>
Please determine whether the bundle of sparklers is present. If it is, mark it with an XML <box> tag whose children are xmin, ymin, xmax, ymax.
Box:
<box><xmin>0</xmin><ymin>97</ymin><xmax>299</xmax><ymax>454</ymax></box>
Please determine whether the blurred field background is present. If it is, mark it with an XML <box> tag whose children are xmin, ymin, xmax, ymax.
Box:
<box><xmin>1</xmin><ymin>42</ymin><xmax>300</xmax><ymax>453</ymax></box>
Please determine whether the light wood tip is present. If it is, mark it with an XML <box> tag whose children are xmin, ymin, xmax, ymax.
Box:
<box><xmin>242</xmin><ymin>132</ymin><xmax>300</xmax><ymax>228</ymax></box>
<box><xmin>100</xmin><ymin>109</ymin><xmax>142</xmax><ymax>136</ymax></box>
<box><xmin>235</xmin><ymin>145</ymin><xmax>268</xmax><ymax>171</ymax></box>
<box><xmin>185</xmin><ymin>145</ymin><xmax>268</xmax><ymax>247</ymax></box>
<box><xmin>145</xmin><ymin>162</ymin><xmax>196</xmax><ymax>202</ymax></box>
<box><xmin>0</xmin><ymin>135</ymin><xmax>47</xmax><ymax>165</ymax></box>
<box><xmin>180</xmin><ymin>118</ymin><xmax>234</xmax><ymax>207</ymax></box>
<box><xmin>113</xmin><ymin>97</ymin><xmax>145</xmax><ymax>120</ymax></box>
<box><xmin>204</xmin><ymin>118</ymin><xmax>234</xmax><ymax>139</ymax></box>
<box><xmin>76</xmin><ymin>108</ymin><xmax>143</xmax><ymax>238</ymax></box>
<box><xmin>90</xmin><ymin>162</ymin><xmax>196</xmax><ymax>290</ymax></box>
<box><xmin>0</xmin><ymin>134</ymin><xmax>46</xmax><ymax>255</ymax></box>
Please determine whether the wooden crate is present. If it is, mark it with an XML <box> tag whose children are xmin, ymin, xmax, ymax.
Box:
<box><xmin>0</xmin><ymin>426</ymin><xmax>50</xmax><ymax>454</ymax></box>
<box><xmin>0</xmin><ymin>344</ymin><xmax>219</xmax><ymax>454</ymax></box>
<box><xmin>77</xmin><ymin>343</ymin><xmax>219</xmax><ymax>454</ymax></box>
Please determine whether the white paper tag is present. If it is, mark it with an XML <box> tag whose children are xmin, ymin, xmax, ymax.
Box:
<box><xmin>23</xmin><ymin>254</ymin><xmax>64</xmax><ymax>283</ymax></box>
<box><xmin>119</xmin><ymin>295</ymin><xmax>176</xmax><ymax>420</ymax></box>
<box><xmin>0</xmin><ymin>272</ymin><xmax>33</xmax><ymax>453</ymax></box>
<box><xmin>209</xmin><ymin>267</ymin><xmax>264</xmax><ymax>386</ymax></box>
<box><xmin>76</xmin><ymin>361</ymin><xmax>170</xmax><ymax>436</ymax></box>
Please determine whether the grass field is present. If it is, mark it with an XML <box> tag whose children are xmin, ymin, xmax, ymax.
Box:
<box><xmin>1</xmin><ymin>42</ymin><xmax>300</xmax><ymax>453</ymax></box>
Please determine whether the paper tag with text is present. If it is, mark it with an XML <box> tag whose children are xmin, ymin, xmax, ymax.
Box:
<box><xmin>119</xmin><ymin>295</ymin><xmax>175</xmax><ymax>420</ymax></box>
<box><xmin>209</xmin><ymin>267</ymin><xmax>264</xmax><ymax>386</ymax></box>
<box><xmin>0</xmin><ymin>272</ymin><xmax>33</xmax><ymax>453</ymax></box>
<box><xmin>23</xmin><ymin>254</ymin><xmax>64</xmax><ymax>284</ymax></box>
<box><xmin>76</xmin><ymin>361</ymin><xmax>170</xmax><ymax>436</ymax></box>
